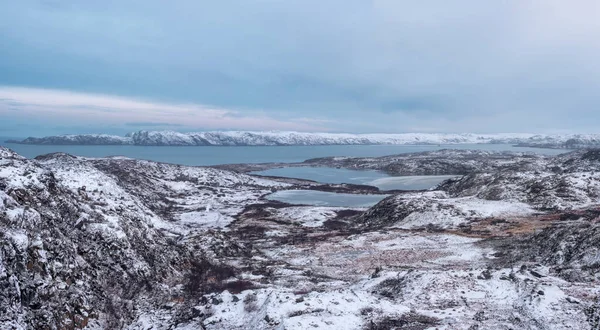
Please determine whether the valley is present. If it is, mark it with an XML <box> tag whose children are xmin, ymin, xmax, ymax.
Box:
<box><xmin>0</xmin><ymin>147</ymin><xmax>599</xmax><ymax>329</ymax></box>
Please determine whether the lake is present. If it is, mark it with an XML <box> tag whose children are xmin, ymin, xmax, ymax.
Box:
<box><xmin>266</xmin><ymin>190</ymin><xmax>389</xmax><ymax>208</ymax></box>
<box><xmin>259</xmin><ymin>167</ymin><xmax>456</xmax><ymax>207</ymax></box>
<box><xmin>252</xmin><ymin>166</ymin><xmax>456</xmax><ymax>190</ymax></box>
<box><xmin>0</xmin><ymin>141</ymin><xmax>570</xmax><ymax>166</ymax></box>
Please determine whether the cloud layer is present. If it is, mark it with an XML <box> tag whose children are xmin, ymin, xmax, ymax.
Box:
<box><xmin>1</xmin><ymin>1</ymin><xmax>600</xmax><ymax>135</ymax></box>
<box><xmin>0</xmin><ymin>87</ymin><xmax>328</xmax><ymax>135</ymax></box>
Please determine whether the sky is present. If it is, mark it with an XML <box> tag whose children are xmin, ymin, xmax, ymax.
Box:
<box><xmin>1</xmin><ymin>0</ymin><xmax>600</xmax><ymax>137</ymax></box>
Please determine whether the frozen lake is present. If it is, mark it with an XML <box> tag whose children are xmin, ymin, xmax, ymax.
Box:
<box><xmin>252</xmin><ymin>166</ymin><xmax>456</xmax><ymax>190</ymax></box>
<box><xmin>266</xmin><ymin>190</ymin><xmax>389</xmax><ymax>208</ymax></box>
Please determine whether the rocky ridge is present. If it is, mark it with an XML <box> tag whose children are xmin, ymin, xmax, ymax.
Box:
<box><xmin>0</xmin><ymin>147</ymin><xmax>284</xmax><ymax>328</ymax></box>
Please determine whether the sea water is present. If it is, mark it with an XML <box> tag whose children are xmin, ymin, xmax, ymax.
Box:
<box><xmin>1</xmin><ymin>141</ymin><xmax>570</xmax><ymax>166</ymax></box>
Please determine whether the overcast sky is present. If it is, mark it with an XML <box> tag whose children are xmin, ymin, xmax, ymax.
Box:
<box><xmin>1</xmin><ymin>0</ymin><xmax>600</xmax><ymax>136</ymax></box>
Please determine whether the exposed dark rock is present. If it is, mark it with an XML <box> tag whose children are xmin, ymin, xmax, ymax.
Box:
<box><xmin>365</xmin><ymin>312</ymin><xmax>440</xmax><ymax>330</ymax></box>
<box><xmin>488</xmin><ymin>217</ymin><xmax>600</xmax><ymax>282</ymax></box>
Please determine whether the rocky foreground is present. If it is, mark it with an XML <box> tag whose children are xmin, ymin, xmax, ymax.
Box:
<box><xmin>1</xmin><ymin>147</ymin><xmax>599</xmax><ymax>329</ymax></box>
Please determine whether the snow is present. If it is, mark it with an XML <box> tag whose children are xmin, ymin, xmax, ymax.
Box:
<box><xmin>451</xmin><ymin>197</ymin><xmax>535</xmax><ymax>218</ymax></box>
<box><xmin>202</xmin><ymin>287</ymin><xmax>411</xmax><ymax>330</ymax></box>
<box><xmin>5</xmin><ymin>230</ymin><xmax>29</xmax><ymax>252</ymax></box>
<box><xmin>179</xmin><ymin>211</ymin><xmax>232</xmax><ymax>228</ymax></box>
<box><xmin>369</xmin><ymin>191</ymin><xmax>538</xmax><ymax>230</ymax></box>
<box><xmin>397</xmin><ymin>209</ymin><xmax>466</xmax><ymax>229</ymax></box>
<box><xmin>1</xmin><ymin>146</ymin><xmax>599</xmax><ymax>329</ymax></box>
<box><xmin>12</xmin><ymin>130</ymin><xmax>600</xmax><ymax>146</ymax></box>
<box><xmin>367</xmin><ymin>175</ymin><xmax>458</xmax><ymax>190</ymax></box>
<box><xmin>202</xmin><ymin>226</ymin><xmax>593</xmax><ymax>329</ymax></box>
<box><xmin>274</xmin><ymin>206</ymin><xmax>363</xmax><ymax>227</ymax></box>
<box><xmin>0</xmin><ymin>147</ymin><xmax>296</xmax><ymax>257</ymax></box>
<box><xmin>262</xmin><ymin>230</ymin><xmax>491</xmax><ymax>282</ymax></box>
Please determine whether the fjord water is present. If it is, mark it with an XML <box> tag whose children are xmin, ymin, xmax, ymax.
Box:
<box><xmin>2</xmin><ymin>142</ymin><xmax>569</xmax><ymax>166</ymax></box>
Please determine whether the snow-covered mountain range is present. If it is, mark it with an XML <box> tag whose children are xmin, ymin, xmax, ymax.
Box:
<box><xmin>7</xmin><ymin>130</ymin><xmax>600</xmax><ymax>147</ymax></box>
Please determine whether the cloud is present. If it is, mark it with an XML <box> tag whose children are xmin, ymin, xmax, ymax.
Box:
<box><xmin>1</xmin><ymin>1</ymin><xmax>600</xmax><ymax>134</ymax></box>
<box><xmin>124</xmin><ymin>122</ymin><xmax>183</xmax><ymax>127</ymax></box>
<box><xmin>0</xmin><ymin>87</ymin><xmax>329</xmax><ymax>132</ymax></box>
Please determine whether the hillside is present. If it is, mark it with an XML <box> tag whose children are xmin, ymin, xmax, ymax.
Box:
<box><xmin>1</xmin><ymin>147</ymin><xmax>599</xmax><ymax>329</ymax></box>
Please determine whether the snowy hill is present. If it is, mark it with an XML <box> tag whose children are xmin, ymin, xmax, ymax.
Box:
<box><xmin>2</xmin><ymin>147</ymin><xmax>600</xmax><ymax>329</ymax></box>
<box><xmin>8</xmin><ymin>134</ymin><xmax>131</xmax><ymax>145</ymax></box>
<box><xmin>7</xmin><ymin>130</ymin><xmax>600</xmax><ymax>147</ymax></box>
